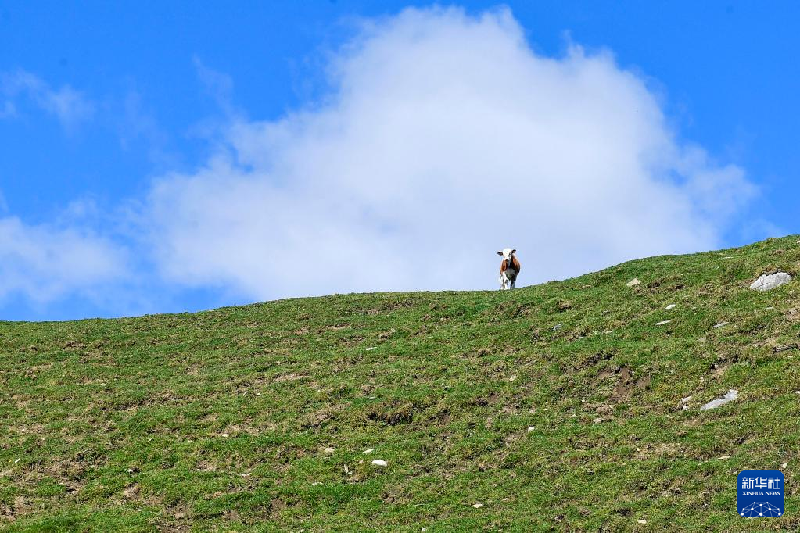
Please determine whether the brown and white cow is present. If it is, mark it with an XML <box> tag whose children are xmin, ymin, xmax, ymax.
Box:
<box><xmin>497</xmin><ymin>248</ymin><xmax>520</xmax><ymax>290</ymax></box>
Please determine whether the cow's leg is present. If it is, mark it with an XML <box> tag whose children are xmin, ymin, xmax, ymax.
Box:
<box><xmin>505</xmin><ymin>269</ymin><xmax>517</xmax><ymax>290</ymax></box>
<box><xmin>499</xmin><ymin>273</ymin><xmax>508</xmax><ymax>290</ymax></box>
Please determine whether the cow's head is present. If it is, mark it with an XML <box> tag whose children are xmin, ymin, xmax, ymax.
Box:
<box><xmin>496</xmin><ymin>248</ymin><xmax>516</xmax><ymax>261</ymax></box>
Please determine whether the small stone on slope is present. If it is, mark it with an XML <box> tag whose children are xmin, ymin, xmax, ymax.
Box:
<box><xmin>750</xmin><ymin>272</ymin><xmax>792</xmax><ymax>292</ymax></box>
<box><xmin>700</xmin><ymin>389</ymin><xmax>738</xmax><ymax>411</ymax></box>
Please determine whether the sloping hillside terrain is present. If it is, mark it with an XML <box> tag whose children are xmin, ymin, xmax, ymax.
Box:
<box><xmin>1</xmin><ymin>236</ymin><xmax>799</xmax><ymax>531</ymax></box>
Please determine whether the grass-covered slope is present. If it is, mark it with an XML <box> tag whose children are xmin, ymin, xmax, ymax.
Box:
<box><xmin>1</xmin><ymin>236</ymin><xmax>799</xmax><ymax>531</ymax></box>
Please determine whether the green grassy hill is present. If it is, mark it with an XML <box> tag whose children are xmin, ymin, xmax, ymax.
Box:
<box><xmin>2</xmin><ymin>236</ymin><xmax>799</xmax><ymax>531</ymax></box>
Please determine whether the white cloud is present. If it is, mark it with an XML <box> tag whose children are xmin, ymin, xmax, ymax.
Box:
<box><xmin>0</xmin><ymin>70</ymin><xmax>94</xmax><ymax>128</ymax></box>
<box><xmin>0</xmin><ymin>215</ymin><xmax>127</xmax><ymax>304</ymax></box>
<box><xmin>138</xmin><ymin>6</ymin><xmax>755</xmax><ymax>299</ymax></box>
<box><xmin>193</xmin><ymin>56</ymin><xmax>235</xmax><ymax>115</ymax></box>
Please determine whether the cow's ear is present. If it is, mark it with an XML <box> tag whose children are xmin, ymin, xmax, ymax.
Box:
<box><xmin>497</xmin><ymin>251</ymin><xmax>503</xmax><ymax>256</ymax></box>
<box><xmin>511</xmin><ymin>249</ymin><xmax>516</xmax><ymax>254</ymax></box>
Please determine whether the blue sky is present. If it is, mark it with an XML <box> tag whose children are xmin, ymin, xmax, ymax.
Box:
<box><xmin>1</xmin><ymin>1</ymin><xmax>797</xmax><ymax>321</ymax></box>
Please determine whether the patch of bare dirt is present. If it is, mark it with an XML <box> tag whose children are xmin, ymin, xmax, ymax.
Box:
<box><xmin>272</xmin><ymin>373</ymin><xmax>308</xmax><ymax>383</ymax></box>
<box><xmin>611</xmin><ymin>367</ymin><xmax>651</xmax><ymax>402</ymax></box>
<box><xmin>367</xmin><ymin>401</ymin><xmax>416</xmax><ymax>425</ymax></box>
<box><xmin>299</xmin><ymin>404</ymin><xmax>343</xmax><ymax>429</ymax></box>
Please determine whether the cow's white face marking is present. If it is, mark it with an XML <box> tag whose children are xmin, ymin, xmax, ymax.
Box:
<box><xmin>497</xmin><ymin>248</ymin><xmax>516</xmax><ymax>263</ymax></box>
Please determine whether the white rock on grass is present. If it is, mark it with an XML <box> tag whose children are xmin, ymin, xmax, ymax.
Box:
<box><xmin>371</xmin><ymin>459</ymin><xmax>388</xmax><ymax>467</ymax></box>
<box><xmin>713</xmin><ymin>322</ymin><xmax>729</xmax><ymax>328</ymax></box>
<box><xmin>750</xmin><ymin>272</ymin><xmax>792</xmax><ymax>292</ymax></box>
<box><xmin>472</xmin><ymin>502</ymin><xmax>484</xmax><ymax>509</ymax></box>
<box><xmin>700</xmin><ymin>389</ymin><xmax>738</xmax><ymax>411</ymax></box>
<box><xmin>656</xmin><ymin>320</ymin><xmax>672</xmax><ymax>326</ymax></box>
<box><xmin>626</xmin><ymin>278</ymin><xmax>641</xmax><ymax>287</ymax></box>
<box><xmin>680</xmin><ymin>395</ymin><xmax>692</xmax><ymax>410</ymax></box>
<box><xmin>363</xmin><ymin>448</ymin><xmax>374</xmax><ymax>454</ymax></box>
<box><xmin>665</xmin><ymin>304</ymin><xmax>676</xmax><ymax>310</ymax></box>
